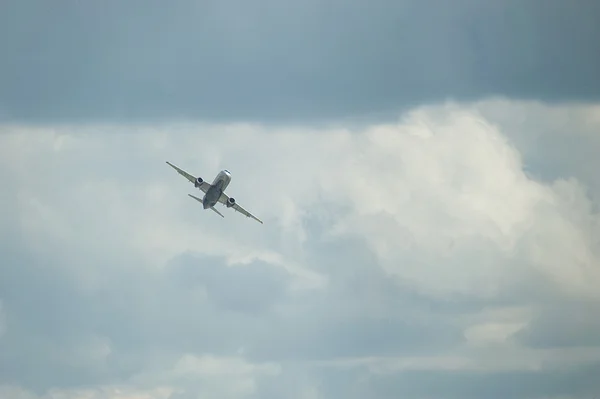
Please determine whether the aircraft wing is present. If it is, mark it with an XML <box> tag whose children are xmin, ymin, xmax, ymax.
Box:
<box><xmin>166</xmin><ymin>161</ymin><xmax>211</xmax><ymax>193</ymax></box>
<box><xmin>218</xmin><ymin>192</ymin><xmax>264</xmax><ymax>224</ymax></box>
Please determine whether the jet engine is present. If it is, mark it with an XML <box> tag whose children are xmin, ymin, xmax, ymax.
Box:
<box><xmin>194</xmin><ymin>177</ymin><xmax>204</xmax><ymax>188</ymax></box>
<box><xmin>226</xmin><ymin>197</ymin><xmax>236</xmax><ymax>207</ymax></box>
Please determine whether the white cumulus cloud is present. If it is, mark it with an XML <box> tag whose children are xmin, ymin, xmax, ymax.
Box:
<box><xmin>1</xmin><ymin>98</ymin><xmax>600</xmax><ymax>398</ymax></box>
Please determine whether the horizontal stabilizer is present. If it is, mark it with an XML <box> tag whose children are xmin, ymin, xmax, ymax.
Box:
<box><xmin>188</xmin><ymin>194</ymin><xmax>224</xmax><ymax>218</ymax></box>
<box><xmin>188</xmin><ymin>193</ymin><xmax>203</xmax><ymax>203</ymax></box>
<box><xmin>210</xmin><ymin>206</ymin><xmax>224</xmax><ymax>218</ymax></box>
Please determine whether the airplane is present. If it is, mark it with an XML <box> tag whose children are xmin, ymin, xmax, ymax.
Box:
<box><xmin>166</xmin><ymin>161</ymin><xmax>263</xmax><ymax>224</ymax></box>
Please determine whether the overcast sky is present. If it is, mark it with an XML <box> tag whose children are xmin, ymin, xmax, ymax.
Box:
<box><xmin>2</xmin><ymin>1</ymin><xmax>600</xmax><ymax>399</ymax></box>
<box><xmin>1</xmin><ymin>0</ymin><xmax>600</xmax><ymax>123</ymax></box>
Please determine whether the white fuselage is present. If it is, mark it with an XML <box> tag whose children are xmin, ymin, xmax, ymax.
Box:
<box><xmin>202</xmin><ymin>169</ymin><xmax>231</xmax><ymax>209</ymax></box>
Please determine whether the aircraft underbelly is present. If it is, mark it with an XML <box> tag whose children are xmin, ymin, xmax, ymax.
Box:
<box><xmin>204</xmin><ymin>175</ymin><xmax>230</xmax><ymax>207</ymax></box>
<box><xmin>204</xmin><ymin>185</ymin><xmax>221</xmax><ymax>207</ymax></box>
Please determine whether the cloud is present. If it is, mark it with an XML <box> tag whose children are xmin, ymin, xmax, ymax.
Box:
<box><xmin>515</xmin><ymin>299</ymin><xmax>600</xmax><ymax>349</ymax></box>
<box><xmin>1</xmin><ymin>98</ymin><xmax>600</xmax><ymax>398</ymax></box>
<box><xmin>0</xmin><ymin>385</ymin><xmax>174</xmax><ymax>399</ymax></box>
<box><xmin>1</xmin><ymin>0</ymin><xmax>600</xmax><ymax>123</ymax></box>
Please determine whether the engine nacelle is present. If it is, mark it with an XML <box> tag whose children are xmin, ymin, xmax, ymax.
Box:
<box><xmin>194</xmin><ymin>177</ymin><xmax>204</xmax><ymax>188</ymax></box>
<box><xmin>226</xmin><ymin>197</ymin><xmax>235</xmax><ymax>207</ymax></box>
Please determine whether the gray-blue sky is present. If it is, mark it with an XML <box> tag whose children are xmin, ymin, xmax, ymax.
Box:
<box><xmin>1</xmin><ymin>0</ymin><xmax>600</xmax><ymax>124</ymax></box>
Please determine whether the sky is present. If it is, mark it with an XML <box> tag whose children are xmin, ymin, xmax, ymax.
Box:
<box><xmin>2</xmin><ymin>0</ymin><xmax>600</xmax><ymax>124</ymax></box>
<box><xmin>1</xmin><ymin>1</ymin><xmax>600</xmax><ymax>399</ymax></box>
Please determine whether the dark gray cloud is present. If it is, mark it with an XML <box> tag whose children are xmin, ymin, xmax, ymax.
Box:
<box><xmin>167</xmin><ymin>253</ymin><xmax>291</xmax><ymax>314</ymax></box>
<box><xmin>0</xmin><ymin>228</ymin><xmax>465</xmax><ymax>393</ymax></box>
<box><xmin>250</xmin><ymin>361</ymin><xmax>600</xmax><ymax>399</ymax></box>
<box><xmin>1</xmin><ymin>0</ymin><xmax>600</xmax><ymax>124</ymax></box>
<box><xmin>343</xmin><ymin>364</ymin><xmax>600</xmax><ymax>399</ymax></box>
<box><xmin>515</xmin><ymin>300</ymin><xmax>600</xmax><ymax>349</ymax></box>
